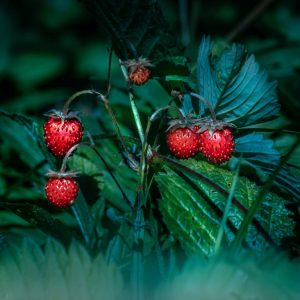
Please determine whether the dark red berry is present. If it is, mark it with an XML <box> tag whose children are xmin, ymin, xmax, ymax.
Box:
<box><xmin>45</xmin><ymin>177</ymin><xmax>79</xmax><ymax>208</ymax></box>
<box><xmin>128</xmin><ymin>66</ymin><xmax>151</xmax><ymax>85</ymax></box>
<box><xmin>44</xmin><ymin>117</ymin><xmax>83</xmax><ymax>157</ymax></box>
<box><xmin>198</xmin><ymin>128</ymin><xmax>234</xmax><ymax>164</ymax></box>
<box><xmin>166</xmin><ymin>127</ymin><xmax>199</xmax><ymax>159</ymax></box>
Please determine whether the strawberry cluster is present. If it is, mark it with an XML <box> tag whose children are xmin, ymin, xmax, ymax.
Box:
<box><xmin>166</xmin><ymin>119</ymin><xmax>235</xmax><ymax>164</ymax></box>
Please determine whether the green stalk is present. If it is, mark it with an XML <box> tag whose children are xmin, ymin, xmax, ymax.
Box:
<box><xmin>214</xmin><ymin>158</ymin><xmax>241</xmax><ymax>254</ymax></box>
<box><xmin>120</xmin><ymin>61</ymin><xmax>146</xmax><ymax>300</ymax></box>
<box><xmin>63</xmin><ymin>90</ymin><xmax>96</xmax><ymax>115</ymax></box>
<box><xmin>120</xmin><ymin>63</ymin><xmax>145</xmax><ymax>144</ymax></box>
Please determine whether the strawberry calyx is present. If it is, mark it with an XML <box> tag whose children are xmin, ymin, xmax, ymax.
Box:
<box><xmin>44</xmin><ymin>109</ymin><xmax>81</xmax><ymax>121</ymax></box>
<box><xmin>122</xmin><ymin>57</ymin><xmax>154</xmax><ymax>70</ymax></box>
<box><xmin>196</xmin><ymin>118</ymin><xmax>236</xmax><ymax>135</ymax></box>
<box><xmin>167</xmin><ymin>114</ymin><xmax>201</xmax><ymax>132</ymax></box>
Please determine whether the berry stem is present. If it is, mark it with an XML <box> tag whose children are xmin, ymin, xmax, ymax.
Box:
<box><xmin>190</xmin><ymin>92</ymin><xmax>217</xmax><ymax>121</ymax></box>
<box><xmin>97</xmin><ymin>93</ymin><xmax>130</xmax><ymax>155</ymax></box>
<box><xmin>214</xmin><ymin>158</ymin><xmax>241</xmax><ymax>254</ymax></box>
<box><xmin>62</xmin><ymin>90</ymin><xmax>96</xmax><ymax>116</ymax></box>
<box><xmin>105</xmin><ymin>46</ymin><xmax>113</xmax><ymax>97</ymax></box>
<box><xmin>120</xmin><ymin>60</ymin><xmax>145</xmax><ymax>144</ymax></box>
<box><xmin>150</xmin><ymin>105</ymin><xmax>185</xmax><ymax>123</ymax></box>
<box><xmin>60</xmin><ymin>143</ymin><xmax>81</xmax><ymax>173</ymax></box>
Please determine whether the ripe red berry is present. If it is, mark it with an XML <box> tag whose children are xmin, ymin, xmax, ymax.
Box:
<box><xmin>198</xmin><ymin>128</ymin><xmax>234</xmax><ymax>164</ymax></box>
<box><xmin>166</xmin><ymin>127</ymin><xmax>199</xmax><ymax>159</ymax></box>
<box><xmin>128</xmin><ymin>66</ymin><xmax>151</xmax><ymax>85</ymax></box>
<box><xmin>45</xmin><ymin>176</ymin><xmax>79</xmax><ymax>208</ymax></box>
<box><xmin>44</xmin><ymin>117</ymin><xmax>83</xmax><ymax>157</ymax></box>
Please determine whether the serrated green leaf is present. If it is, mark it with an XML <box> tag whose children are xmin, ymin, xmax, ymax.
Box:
<box><xmin>232</xmin><ymin>133</ymin><xmax>300</xmax><ymax>202</ymax></box>
<box><xmin>155</xmin><ymin>160</ymin><xmax>294</xmax><ymax>256</ymax></box>
<box><xmin>197</xmin><ymin>36</ymin><xmax>280</xmax><ymax>127</ymax></box>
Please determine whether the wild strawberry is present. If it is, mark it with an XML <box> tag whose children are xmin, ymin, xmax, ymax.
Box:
<box><xmin>129</xmin><ymin>66</ymin><xmax>151</xmax><ymax>85</ymax></box>
<box><xmin>45</xmin><ymin>174</ymin><xmax>79</xmax><ymax>208</ymax></box>
<box><xmin>166</xmin><ymin>127</ymin><xmax>199</xmax><ymax>159</ymax></box>
<box><xmin>123</xmin><ymin>57</ymin><xmax>153</xmax><ymax>86</ymax></box>
<box><xmin>198</xmin><ymin>122</ymin><xmax>235</xmax><ymax>164</ymax></box>
<box><xmin>44</xmin><ymin>112</ymin><xmax>83</xmax><ymax>157</ymax></box>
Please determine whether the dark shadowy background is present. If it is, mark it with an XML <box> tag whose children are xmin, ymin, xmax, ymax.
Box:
<box><xmin>1</xmin><ymin>0</ymin><xmax>299</xmax><ymax>120</ymax></box>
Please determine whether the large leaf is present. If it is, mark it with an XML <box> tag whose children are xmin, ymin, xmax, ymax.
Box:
<box><xmin>155</xmin><ymin>160</ymin><xmax>294</xmax><ymax>257</ymax></box>
<box><xmin>231</xmin><ymin>133</ymin><xmax>300</xmax><ymax>202</ymax></box>
<box><xmin>197</xmin><ymin>36</ymin><xmax>280</xmax><ymax>127</ymax></box>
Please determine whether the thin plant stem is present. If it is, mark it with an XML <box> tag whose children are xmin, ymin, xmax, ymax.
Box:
<box><xmin>150</xmin><ymin>105</ymin><xmax>185</xmax><ymax>123</ymax></box>
<box><xmin>63</xmin><ymin>90</ymin><xmax>96</xmax><ymax>116</ymax></box>
<box><xmin>97</xmin><ymin>92</ymin><xmax>130</xmax><ymax>156</ymax></box>
<box><xmin>60</xmin><ymin>144</ymin><xmax>81</xmax><ymax>173</ymax></box>
<box><xmin>190</xmin><ymin>92</ymin><xmax>217</xmax><ymax>121</ymax></box>
<box><xmin>105</xmin><ymin>46</ymin><xmax>113</xmax><ymax>97</ymax></box>
<box><xmin>153</xmin><ymin>99</ymin><xmax>174</xmax><ymax>148</ymax></box>
<box><xmin>214</xmin><ymin>157</ymin><xmax>241</xmax><ymax>254</ymax></box>
<box><xmin>120</xmin><ymin>61</ymin><xmax>145</xmax><ymax>144</ymax></box>
<box><xmin>119</xmin><ymin>61</ymin><xmax>147</xmax><ymax>300</ymax></box>
<box><xmin>226</xmin><ymin>0</ymin><xmax>274</xmax><ymax>42</ymax></box>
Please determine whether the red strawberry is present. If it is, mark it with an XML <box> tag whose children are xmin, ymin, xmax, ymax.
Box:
<box><xmin>44</xmin><ymin>116</ymin><xmax>83</xmax><ymax>157</ymax></box>
<box><xmin>198</xmin><ymin>127</ymin><xmax>234</xmax><ymax>164</ymax></box>
<box><xmin>123</xmin><ymin>57</ymin><xmax>152</xmax><ymax>86</ymax></box>
<box><xmin>167</xmin><ymin>127</ymin><xmax>199</xmax><ymax>159</ymax></box>
<box><xmin>128</xmin><ymin>66</ymin><xmax>151</xmax><ymax>85</ymax></box>
<box><xmin>45</xmin><ymin>176</ymin><xmax>79</xmax><ymax>208</ymax></box>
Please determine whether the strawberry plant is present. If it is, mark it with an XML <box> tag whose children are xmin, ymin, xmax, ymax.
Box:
<box><xmin>1</xmin><ymin>0</ymin><xmax>300</xmax><ymax>299</ymax></box>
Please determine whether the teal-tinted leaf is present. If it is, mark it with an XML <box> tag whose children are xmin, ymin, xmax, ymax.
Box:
<box><xmin>155</xmin><ymin>160</ymin><xmax>294</xmax><ymax>256</ymax></box>
<box><xmin>197</xmin><ymin>36</ymin><xmax>280</xmax><ymax>127</ymax></box>
<box><xmin>232</xmin><ymin>133</ymin><xmax>300</xmax><ymax>202</ymax></box>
